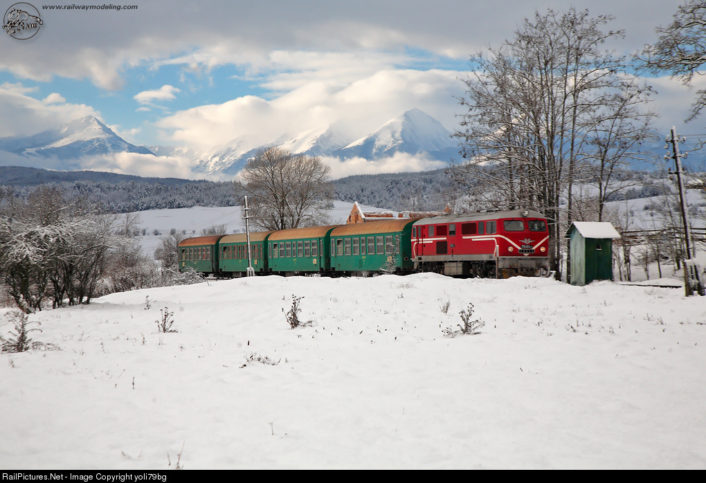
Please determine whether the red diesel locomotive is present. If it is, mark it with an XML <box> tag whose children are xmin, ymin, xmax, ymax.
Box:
<box><xmin>411</xmin><ymin>209</ymin><xmax>550</xmax><ymax>278</ymax></box>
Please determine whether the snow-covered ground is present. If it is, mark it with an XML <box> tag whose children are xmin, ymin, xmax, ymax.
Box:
<box><xmin>1</xmin><ymin>274</ymin><xmax>705</xmax><ymax>469</ymax></box>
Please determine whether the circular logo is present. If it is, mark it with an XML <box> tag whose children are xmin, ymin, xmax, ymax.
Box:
<box><xmin>3</xmin><ymin>2</ymin><xmax>43</xmax><ymax>40</ymax></box>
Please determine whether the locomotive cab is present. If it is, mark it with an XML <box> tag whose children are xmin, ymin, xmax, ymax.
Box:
<box><xmin>412</xmin><ymin>209</ymin><xmax>550</xmax><ymax>278</ymax></box>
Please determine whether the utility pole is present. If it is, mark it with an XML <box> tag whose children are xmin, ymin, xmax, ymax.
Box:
<box><xmin>667</xmin><ymin>127</ymin><xmax>703</xmax><ymax>296</ymax></box>
<box><xmin>243</xmin><ymin>196</ymin><xmax>255</xmax><ymax>277</ymax></box>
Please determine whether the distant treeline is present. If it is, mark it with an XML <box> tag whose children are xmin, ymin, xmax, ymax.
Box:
<box><xmin>0</xmin><ymin>165</ymin><xmax>671</xmax><ymax>214</ymax></box>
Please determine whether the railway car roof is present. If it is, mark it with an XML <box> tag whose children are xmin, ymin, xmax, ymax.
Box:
<box><xmin>330</xmin><ymin>219</ymin><xmax>415</xmax><ymax>236</ymax></box>
<box><xmin>413</xmin><ymin>210</ymin><xmax>546</xmax><ymax>226</ymax></box>
<box><xmin>178</xmin><ymin>235</ymin><xmax>223</xmax><ymax>247</ymax></box>
<box><xmin>268</xmin><ymin>225</ymin><xmax>340</xmax><ymax>241</ymax></box>
<box><xmin>220</xmin><ymin>232</ymin><xmax>272</xmax><ymax>244</ymax></box>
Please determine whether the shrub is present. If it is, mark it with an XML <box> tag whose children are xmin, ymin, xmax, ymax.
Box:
<box><xmin>443</xmin><ymin>302</ymin><xmax>485</xmax><ymax>337</ymax></box>
<box><xmin>155</xmin><ymin>307</ymin><xmax>177</xmax><ymax>333</ymax></box>
<box><xmin>285</xmin><ymin>295</ymin><xmax>304</xmax><ymax>329</ymax></box>
<box><xmin>1</xmin><ymin>311</ymin><xmax>40</xmax><ymax>353</ymax></box>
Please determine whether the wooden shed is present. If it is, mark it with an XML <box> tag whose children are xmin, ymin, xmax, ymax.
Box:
<box><xmin>566</xmin><ymin>222</ymin><xmax>621</xmax><ymax>286</ymax></box>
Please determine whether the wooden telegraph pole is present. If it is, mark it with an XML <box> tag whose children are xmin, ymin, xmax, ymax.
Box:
<box><xmin>667</xmin><ymin>127</ymin><xmax>703</xmax><ymax>296</ymax></box>
<box><xmin>244</xmin><ymin>196</ymin><xmax>255</xmax><ymax>277</ymax></box>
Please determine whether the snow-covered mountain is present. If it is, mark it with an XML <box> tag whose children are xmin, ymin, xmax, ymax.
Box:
<box><xmin>193</xmin><ymin>108</ymin><xmax>457</xmax><ymax>176</ymax></box>
<box><xmin>0</xmin><ymin>116</ymin><xmax>153</xmax><ymax>161</ymax></box>
<box><xmin>335</xmin><ymin>108</ymin><xmax>457</xmax><ymax>161</ymax></box>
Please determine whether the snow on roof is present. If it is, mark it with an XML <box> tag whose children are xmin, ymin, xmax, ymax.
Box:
<box><xmin>567</xmin><ymin>222</ymin><xmax>621</xmax><ymax>239</ymax></box>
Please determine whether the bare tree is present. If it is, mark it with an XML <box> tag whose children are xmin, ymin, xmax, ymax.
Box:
<box><xmin>237</xmin><ymin>147</ymin><xmax>333</xmax><ymax>230</ymax></box>
<box><xmin>585</xmin><ymin>82</ymin><xmax>656</xmax><ymax>221</ymax></box>
<box><xmin>454</xmin><ymin>8</ymin><xmax>654</xmax><ymax>279</ymax></box>
<box><xmin>641</xmin><ymin>0</ymin><xmax>706</xmax><ymax>121</ymax></box>
<box><xmin>155</xmin><ymin>231</ymin><xmax>184</xmax><ymax>271</ymax></box>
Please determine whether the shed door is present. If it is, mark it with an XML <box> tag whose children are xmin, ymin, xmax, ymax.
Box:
<box><xmin>586</xmin><ymin>238</ymin><xmax>612</xmax><ymax>283</ymax></box>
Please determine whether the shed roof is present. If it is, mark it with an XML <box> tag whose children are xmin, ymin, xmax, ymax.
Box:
<box><xmin>178</xmin><ymin>235</ymin><xmax>223</xmax><ymax>247</ymax></box>
<box><xmin>268</xmin><ymin>225</ymin><xmax>340</xmax><ymax>241</ymax></box>
<box><xmin>566</xmin><ymin>222</ymin><xmax>621</xmax><ymax>239</ymax></box>
<box><xmin>331</xmin><ymin>219</ymin><xmax>415</xmax><ymax>236</ymax></box>
<box><xmin>220</xmin><ymin>232</ymin><xmax>272</xmax><ymax>244</ymax></box>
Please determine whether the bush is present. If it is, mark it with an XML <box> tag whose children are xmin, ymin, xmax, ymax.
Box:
<box><xmin>155</xmin><ymin>307</ymin><xmax>177</xmax><ymax>333</ymax></box>
<box><xmin>1</xmin><ymin>311</ymin><xmax>39</xmax><ymax>352</ymax></box>
<box><xmin>285</xmin><ymin>295</ymin><xmax>304</xmax><ymax>329</ymax></box>
<box><xmin>443</xmin><ymin>302</ymin><xmax>485</xmax><ymax>337</ymax></box>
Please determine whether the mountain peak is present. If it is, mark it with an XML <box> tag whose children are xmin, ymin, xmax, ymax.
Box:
<box><xmin>338</xmin><ymin>108</ymin><xmax>455</xmax><ymax>159</ymax></box>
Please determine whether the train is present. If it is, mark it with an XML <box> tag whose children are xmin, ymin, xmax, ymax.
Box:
<box><xmin>178</xmin><ymin>209</ymin><xmax>550</xmax><ymax>278</ymax></box>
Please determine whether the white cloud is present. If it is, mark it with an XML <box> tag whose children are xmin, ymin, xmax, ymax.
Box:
<box><xmin>0</xmin><ymin>1</ymin><xmax>680</xmax><ymax>91</ymax></box>
<box><xmin>42</xmin><ymin>93</ymin><xmax>66</xmax><ymax>104</ymax></box>
<box><xmin>647</xmin><ymin>75</ymin><xmax>706</xmax><ymax>133</ymax></box>
<box><xmin>0</xmin><ymin>83</ymin><xmax>97</xmax><ymax>137</ymax></box>
<box><xmin>320</xmin><ymin>153</ymin><xmax>447</xmax><ymax>180</ymax></box>
<box><xmin>157</xmin><ymin>68</ymin><xmax>464</xmax><ymax>153</ymax></box>
<box><xmin>79</xmin><ymin>152</ymin><xmax>196</xmax><ymax>178</ymax></box>
<box><xmin>134</xmin><ymin>85</ymin><xmax>180</xmax><ymax>105</ymax></box>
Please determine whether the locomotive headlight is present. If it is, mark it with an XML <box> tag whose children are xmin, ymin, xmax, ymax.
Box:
<box><xmin>508</xmin><ymin>246</ymin><xmax>514</xmax><ymax>252</ymax></box>
<box><xmin>540</xmin><ymin>246</ymin><xmax>546</xmax><ymax>252</ymax></box>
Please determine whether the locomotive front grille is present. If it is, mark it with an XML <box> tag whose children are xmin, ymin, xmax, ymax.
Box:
<box><xmin>519</xmin><ymin>244</ymin><xmax>534</xmax><ymax>254</ymax></box>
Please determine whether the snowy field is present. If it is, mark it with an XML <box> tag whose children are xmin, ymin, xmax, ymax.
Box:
<box><xmin>1</xmin><ymin>274</ymin><xmax>705</xmax><ymax>469</ymax></box>
<box><xmin>130</xmin><ymin>201</ymin><xmax>386</xmax><ymax>258</ymax></box>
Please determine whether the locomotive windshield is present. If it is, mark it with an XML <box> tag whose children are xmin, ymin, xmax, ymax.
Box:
<box><xmin>528</xmin><ymin>220</ymin><xmax>546</xmax><ymax>232</ymax></box>
<box><xmin>503</xmin><ymin>220</ymin><xmax>525</xmax><ymax>231</ymax></box>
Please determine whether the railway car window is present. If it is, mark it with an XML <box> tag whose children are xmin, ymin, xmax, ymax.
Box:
<box><xmin>352</xmin><ymin>238</ymin><xmax>359</xmax><ymax>255</ymax></box>
<box><xmin>529</xmin><ymin>220</ymin><xmax>547</xmax><ymax>232</ymax></box>
<box><xmin>385</xmin><ymin>236</ymin><xmax>393</xmax><ymax>255</ymax></box>
<box><xmin>360</xmin><ymin>237</ymin><xmax>366</xmax><ymax>255</ymax></box>
<box><xmin>395</xmin><ymin>235</ymin><xmax>400</xmax><ymax>254</ymax></box>
<box><xmin>297</xmin><ymin>241</ymin><xmax>303</xmax><ymax>258</ymax></box>
<box><xmin>437</xmin><ymin>225</ymin><xmax>448</xmax><ymax>236</ymax></box>
<box><xmin>312</xmin><ymin>240</ymin><xmax>318</xmax><ymax>258</ymax></box>
<box><xmin>487</xmin><ymin>221</ymin><xmax>496</xmax><ymax>234</ymax></box>
<box><xmin>336</xmin><ymin>239</ymin><xmax>344</xmax><ymax>256</ymax></box>
<box><xmin>279</xmin><ymin>243</ymin><xmax>285</xmax><ymax>258</ymax></box>
<box><xmin>503</xmin><ymin>220</ymin><xmax>525</xmax><ymax>231</ymax></box>
<box><xmin>344</xmin><ymin>238</ymin><xmax>351</xmax><ymax>256</ymax></box>
<box><xmin>449</xmin><ymin>224</ymin><xmax>456</xmax><ymax>236</ymax></box>
<box><xmin>412</xmin><ymin>226</ymin><xmax>416</xmax><ymax>237</ymax></box>
<box><xmin>286</xmin><ymin>242</ymin><xmax>292</xmax><ymax>258</ymax></box>
<box><xmin>303</xmin><ymin>241</ymin><xmax>309</xmax><ymax>257</ymax></box>
<box><xmin>375</xmin><ymin>236</ymin><xmax>383</xmax><ymax>254</ymax></box>
<box><xmin>462</xmin><ymin>223</ymin><xmax>476</xmax><ymax>235</ymax></box>
<box><xmin>478</xmin><ymin>222</ymin><xmax>484</xmax><ymax>235</ymax></box>
<box><xmin>368</xmin><ymin>237</ymin><xmax>375</xmax><ymax>254</ymax></box>
<box><xmin>272</xmin><ymin>243</ymin><xmax>278</xmax><ymax>259</ymax></box>
<box><xmin>429</xmin><ymin>225</ymin><xmax>434</xmax><ymax>237</ymax></box>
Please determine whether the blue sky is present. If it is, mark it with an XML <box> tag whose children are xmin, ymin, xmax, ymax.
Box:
<box><xmin>0</xmin><ymin>0</ymin><xmax>703</xmax><ymax>177</ymax></box>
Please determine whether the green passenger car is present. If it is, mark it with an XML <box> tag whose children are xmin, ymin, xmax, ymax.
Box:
<box><xmin>267</xmin><ymin>225</ymin><xmax>338</xmax><ymax>273</ymax></box>
<box><xmin>218</xmin><ymin>232</ymin><xmax>272</xmax><ymax>275</ymax></box>
<box><xmin>178</xmin><ymin>235</ymin><xmax>224</xmax><ymax>274</ymax></box>
<box><xmin>329</xmin><ymin>219</ymin><xmax>416</xmax><ymax>274</ymax></box>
